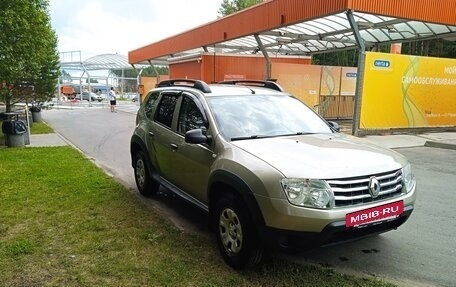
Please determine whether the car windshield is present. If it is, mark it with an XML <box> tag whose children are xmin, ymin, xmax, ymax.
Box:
<box><xmin>206</xmin><ymin>94</ymin><xmax>333</xmax><ymax>141</ymax></box>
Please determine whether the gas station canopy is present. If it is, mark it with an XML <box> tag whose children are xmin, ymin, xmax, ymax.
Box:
<box><xmin>128</xmin><ymin>0</ymin><xmax>456</xmax><ymax>65</ymax></box>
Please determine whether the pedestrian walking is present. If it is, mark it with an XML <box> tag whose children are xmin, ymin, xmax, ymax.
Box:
<box><xmin>109</xmin><ymin>87</ymin><xmax>117</xmax><ymax>112</ymax></box>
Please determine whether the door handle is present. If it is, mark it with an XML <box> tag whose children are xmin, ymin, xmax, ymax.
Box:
<box><xmin>170</xmin><ymin>144</ymin><xmax>178</xmax><ymax>150</ymax></box>
<box><xmin>148</xmin><ymin>131</ymin><xmax>154</xmax><ymax>137</ymax></box>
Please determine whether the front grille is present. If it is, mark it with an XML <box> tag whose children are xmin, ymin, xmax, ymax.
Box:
<box><xmin>327</xmin><ymin>169</ymin><xmax>403</xmax><ymax>208</ymax></box>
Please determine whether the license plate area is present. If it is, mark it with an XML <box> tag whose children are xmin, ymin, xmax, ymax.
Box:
<box><xmin>345</xmin><ymin>201</ymin><xmax>404</xmax><ymax>228</ymax></box>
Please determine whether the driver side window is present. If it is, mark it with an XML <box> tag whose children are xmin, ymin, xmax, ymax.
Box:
<box><xmin>177</xmin><ymin>96</ymin><xmax>204</xmax><ymax>134</ymax></box>
<box><xmin>144</xmin><ymin>91</ymin><xmax>159</xmax><ymax>120</ymax></box>
<box><xmin>154</xmin><ymin>93</ymin><xmax>179</xmax><ymax>128</ymax></box>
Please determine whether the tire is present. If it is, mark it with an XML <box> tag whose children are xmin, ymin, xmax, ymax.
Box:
<box><xmin>213</xmin><ymin>193</ymin><xmax>264</xmax><ymax>269</ymax></box>
<box><xmin>133</xmin><ymin>150</ymin><xmax>159</xmax><ymax>197</ymax></box>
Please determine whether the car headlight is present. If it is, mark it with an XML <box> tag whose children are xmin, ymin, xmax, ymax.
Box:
<box><xmin>281</xmin><ymin>179</ymin><xmax>334</xmax><ymax>209</ymax></box>
<box><xmin>402</xmin><ymin>163</ymin><xmax>416</xmax><ymax>193</ymax></box>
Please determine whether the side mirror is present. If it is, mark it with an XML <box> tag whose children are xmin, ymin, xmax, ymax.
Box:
<box><xmin>185</xmin><ymin>128</ymin><xmax>209</xmax><ymax>144</ymax></box>
<box><xmin>327</xmin><ymin>121</ymin><xmax>340</xmax><ymax>132</ymax></box>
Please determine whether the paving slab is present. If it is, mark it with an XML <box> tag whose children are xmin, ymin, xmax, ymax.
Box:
<box><xmin>28</xmin><ymin>133</ymin><xmax>68</xmax><ymax>147</ymax></box>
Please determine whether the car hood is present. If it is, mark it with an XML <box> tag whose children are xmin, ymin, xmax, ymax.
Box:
<box><xmin>230</xmin><ymin>133</ymin><xmax>405</xmax><ymax>179</ymax></box>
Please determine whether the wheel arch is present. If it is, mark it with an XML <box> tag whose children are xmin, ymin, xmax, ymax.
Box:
<box><xmin>130</xmin><ymin>135</ymin><xmax>146</xmax><ymax>165</ymax></box>
<box><xmin>208</xmin><ymin>170</ymin><xmax>266</xmax><ymax>230</ymax></box>
<box><xmin>130</xmin><ymin>135</ymin><xmax>156</xmax><ymax>180</ymax></box>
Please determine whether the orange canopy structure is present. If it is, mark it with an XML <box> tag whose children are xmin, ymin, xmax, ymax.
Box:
<box><xmin>128</xmin><ymin>0</ymin><xmax>456</xmax><ymax>65</ymax></box>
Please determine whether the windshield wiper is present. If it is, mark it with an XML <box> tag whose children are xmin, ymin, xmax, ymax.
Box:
<box><xmin>230</xmin><ymin>135</ymin><xmax>269</xmax><ymax>141</ymax></box>
<box><xmin>295</xmin><ymin>131</ymin><xmax>314</xmax><ymax>135</ymax></box>
<box><xmin>231</xmin><ymin>132</ymin><xmax>317</xmax><ymax>141</ymax></box>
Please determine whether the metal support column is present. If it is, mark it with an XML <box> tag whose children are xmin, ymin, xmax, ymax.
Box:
<box><xmin>147</xmin><ymin>60</ymin><xmax>160</xmax><ymax>80</ymax></box>
<box><xmin>347</xmin><ymin>10</ymin><xmax>366</xmax><ymax>136</ymax></box>
<box><xmin>81</xmin><ymin>64</ymin><xmax>92</xmax><ymax>106</ymax></box>
<box><xmin>121</xmin><ymin>68</ymin><xmax>125</xmax><ymax>97</ymax></box>
<box><xmin>132</xmin><ymin>64</ymin><xmax>145</xmax><ymax>103</ymax></box>
<box><xmin>254</xmin><ymin>34</ymin><xmax>271</xmax><ymax>80</ymax></box>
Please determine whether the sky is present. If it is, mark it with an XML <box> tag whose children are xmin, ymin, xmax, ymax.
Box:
<box><xmin>49</xmin><ymin>0</ymin><xmax>223</xmax><ymax>62</ymax></box>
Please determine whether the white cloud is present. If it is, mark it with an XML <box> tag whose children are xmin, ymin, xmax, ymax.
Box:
<box><xmin>49</xmin><ymin>0</ymin><xmax>222</xmax><ymax>61</ymax></box>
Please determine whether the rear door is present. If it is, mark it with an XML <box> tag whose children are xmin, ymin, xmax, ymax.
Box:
<box><xmin>142</xmin><ymin>91</ymin><xmax>161</xmax><ymax>171</ymax></box>
<box><xmin>150</xmin><ymin>91</ymin><xmax>181</xmax><ymax>181</ymax></box>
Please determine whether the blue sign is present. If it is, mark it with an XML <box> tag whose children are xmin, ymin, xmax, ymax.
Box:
<box><xmin>374</xmin><ymin>60</ymin><xmax>391</xmax><ymax>68</ymax></box>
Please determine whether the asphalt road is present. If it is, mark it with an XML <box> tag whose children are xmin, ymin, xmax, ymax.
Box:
<box><xmin>42</xmin><ymin>105</ymin><xmax>456</xmax><ymax>287</ymax></box>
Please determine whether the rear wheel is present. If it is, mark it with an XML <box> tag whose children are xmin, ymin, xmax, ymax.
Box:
<box><xmin>133</xmin><ymin>150</ymin><xmax>159</xmax><ymax>197</ymax></box>
<box><xmin>213</xmin><ymin>193</ymin><xmax>263</xmax><ymax>269</ymax></box>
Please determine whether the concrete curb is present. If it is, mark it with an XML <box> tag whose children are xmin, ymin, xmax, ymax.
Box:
<box><xmin>424</xmin><ymin>141</ymin><xmax>456</xmax><ymax>150</ymax></box>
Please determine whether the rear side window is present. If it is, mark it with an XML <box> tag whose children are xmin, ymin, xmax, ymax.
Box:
<box><xmin>154</xmin><ymin>93</ymin><xmax>178</xmax><ymax>128</ymax></box>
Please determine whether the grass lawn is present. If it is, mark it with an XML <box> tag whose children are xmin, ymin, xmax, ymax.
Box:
<box><xmin>0</xmin><ymin>146</ymin><xmax>397</xmax><ymax>287</ymax></box>
<box><xmin>29</xmin><ymin>121</ymin><xmax>54</xmax><ymax>134</ymax></box>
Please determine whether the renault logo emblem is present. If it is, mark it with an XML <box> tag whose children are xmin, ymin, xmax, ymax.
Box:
<box><xmin>368</xmin><ymin>176</ymin><xmax>380</xmax><ymax>198</ymax></box>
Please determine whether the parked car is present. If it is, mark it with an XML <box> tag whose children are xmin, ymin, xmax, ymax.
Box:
<box><xmin>76</xmin><ymin>91</ymin><xmax>102</xmax><ymax>102</ymax></box>
<box><xmin>132</xmin><ymin>95</ymin><xmax>138</xmax><ymax>102</ymax></box>
<box><xmin>130</xmin><ymin>79</ymin><xmax>416</xmax><ymax>269</ymax></box>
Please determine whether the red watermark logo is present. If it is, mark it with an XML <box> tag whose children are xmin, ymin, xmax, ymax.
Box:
<box><xmin>346</xmin><ymin>201</ymin><xmax>404</xmax><ymax>227</ymax></box>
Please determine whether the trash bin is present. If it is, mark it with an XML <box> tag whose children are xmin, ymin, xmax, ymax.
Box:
<box><xmin>31</xmin><ymin>111</ymin><xmax>42</xmax><ymax>122</ymax></box>
<box><xmin>2</xmin><ymin>120</ymin><xmax>27</xmax><ymax>147</ymax></box>
<box><xmin>30</xmin><ymin>105</ymin><xmax>42</xmax><ymax>122</ymax></box>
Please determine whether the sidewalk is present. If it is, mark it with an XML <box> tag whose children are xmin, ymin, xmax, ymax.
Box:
<box><xmin>28</xmin><ymin>133</ymin><xmax>68</xmax><ymax>147</ymax></box>
<box><xmin>363</xmin><ymin>132</ymin><xmax>456</xmax><ymax>150</ymax></box>
<box><xmin>336</xmin><ymin>120</ymin><xmax>456</xmax><ymax>150</ymax></box>
<box><xmin>420</xmin><ymin>132</ymin><xmax>456</xmax><ymax>150</ymax></box>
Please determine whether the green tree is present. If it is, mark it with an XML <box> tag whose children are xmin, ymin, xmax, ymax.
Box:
<box><xmin>60</xmin><ymin>70</ymin><xmax>73</xmax><ymax>84</ymax></box>
<box><xmin>218</xmin><ymin>0</ymin><xmax>263</xmax><ymax>16</ymax></box>
<box><xmin>142</xmin><ymin>66</ymin><xmax>169</xmax><ymax>76</ymax></box>
<box><xmin>86</xmin><ymin>78</ymin><xmax>99</xmax><ymax>84</ymax></box>
<box><xmin>312</xmin><ymin>50</ymin><xmax>360</xmax><ymax>67</ymax></box>
<box><xmin>402</xmin><ymin>39</ymin><xmax>456</xmax><ymax>59</ymax></box>
<box><xmin>109</xmin><ymin>66</ymin><xmax>168</xmax><ymax>79</ymax></box>
<box><xmin>109</xmin><ymin>66</ymin><xmax>169</xmax><ymax>93</ymax></box>
<box><xmin>312</xmin><ymin>39</ymin><xmax>456</xmax><ymax>66</ymax></box>
<box><xmin>0</xmin><ymin>0</ymin><xmax>60</xmax><ymax>112</ymax></box>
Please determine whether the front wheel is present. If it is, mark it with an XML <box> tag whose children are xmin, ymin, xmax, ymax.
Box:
<box><xmin>213</xmin><ymin>193</ymin><xmax>264</xmax><ymax>269</ymax></box>
<box><xmin>133</xmin><ymin>150</ymin><xmax>159</xmax><ymax>197</ymax></box>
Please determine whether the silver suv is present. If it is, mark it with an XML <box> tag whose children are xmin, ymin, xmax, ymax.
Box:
<box><xmin>130</xmin><ymin>79</ymin><xmax>416</xmax><ymax>269</ymax></box>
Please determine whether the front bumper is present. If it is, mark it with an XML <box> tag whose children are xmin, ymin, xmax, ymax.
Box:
<box><xmin>260</xmin><ymin>204</ymin><xmax>414</xmax><ymax>249</ymax></box>
<box><xmin>253</xmin><ymin>183</ymin><xmax>416</xmax><ymax>249</ymax></box>
<box><xmin>255</xmin><ymin>182</ymin><xmax>416</xmax><ymax>232</ymax></box>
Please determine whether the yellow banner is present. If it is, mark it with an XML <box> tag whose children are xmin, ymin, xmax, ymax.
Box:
<box><xmin>361</xmin><ymin>52</ymin><xmax>456</xmax><ymax>128</ymax></box>
<box><xmin>320</xmin><ymin>66</ymin><xmax>341</xmax><ymax>96</ymax></box>
<box><xmin>272</xmin><ymin>63</ymin><xmax>321</xmax><ymax>107</ymax></box>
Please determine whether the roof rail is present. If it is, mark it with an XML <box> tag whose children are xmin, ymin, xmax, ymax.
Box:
<box><xmin>157</xmin><ymin>79</ymin><xmax>212</xmax><ymax>93</ymax></box>
<box><xmin>218</xmin><ymin>80</ymin><xmax>284</xmax><ymax>92</ymax></box>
